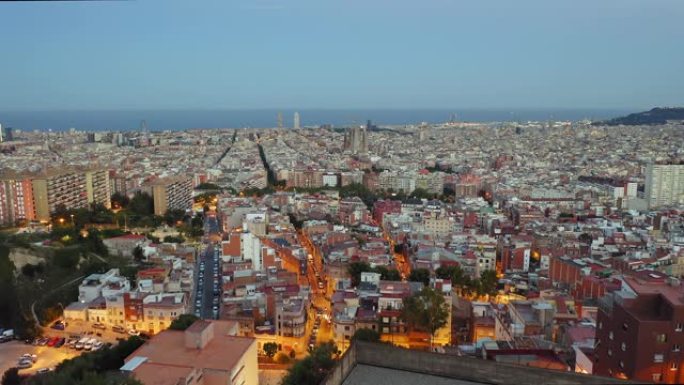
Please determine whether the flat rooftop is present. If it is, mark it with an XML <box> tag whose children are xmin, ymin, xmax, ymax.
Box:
<box><xmin>342</xmin><ymin>365</ymin><xmax>484</xmax><ymax>385</ymax></box>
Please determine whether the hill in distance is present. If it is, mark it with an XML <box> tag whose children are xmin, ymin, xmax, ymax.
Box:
<box><xmin>595</xmin><ymin>107</ymin><xmax>684</xmax><ymax>126</ymax></box>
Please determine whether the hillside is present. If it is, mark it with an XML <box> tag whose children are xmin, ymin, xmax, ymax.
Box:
<box><xmin>595</xmin><ymin>107</ymin><xmax>684</xmax><ymax>126</ymax></box>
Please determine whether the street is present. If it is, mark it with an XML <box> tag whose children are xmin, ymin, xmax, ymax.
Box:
<box><xmin>194</xmin><ymin>213</ymin><xmax>221</xmax><ymax>320</ymax></box>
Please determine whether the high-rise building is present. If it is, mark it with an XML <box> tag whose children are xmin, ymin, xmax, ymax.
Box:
<box><xmin>144</xmin><ymin>176</ymin><xmax>193</xmax><ymax>216</ymax></box>
<box><xmin>294</xmin><ymin>111</ymin><xmax>301</xmax><ymax>129</ymax></box>
<box><xmin>0</xmin><ymin>123</ymin><xmax>3</xmax><ymax>143</ymax></box>
<box><xmin>31</xmin><ymin>169</ymin><xmax>90</xmax><ymax>221</ymax></box>
<box><xmin>645</xmin><ymin>163</ymin><xmax>684</xmax><ymax>208</ymax></box>
<box><xmin>85</xmin><ymin>169</ymin><xmax>112</xmax><ymax>209</ymax></box>
<box><xmin>0</xmin><ymin>172</ymin><xmax>36</xmax><ymax>226</ymax></box>
<box><xmin>595</xmin><ymin>271</ymin><xmax>684</xmax><ymax>383</ymax></box>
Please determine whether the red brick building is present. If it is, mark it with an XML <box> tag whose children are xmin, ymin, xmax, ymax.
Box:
<box><xmin>595</xmin><ymin>271</ymin><xmax>684</xmax><ymax>383</ymax></box>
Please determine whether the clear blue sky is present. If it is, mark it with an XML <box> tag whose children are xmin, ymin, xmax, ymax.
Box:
<box><xmin>1</xmin><ymin>0</ymin><xmax>683</xmax><ymax>111</ymax></box>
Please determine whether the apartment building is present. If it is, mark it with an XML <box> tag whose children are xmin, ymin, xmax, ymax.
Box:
<box><xmin>145</xmin><ymin>176</ymin><xmax>193</xmax><ymax>216</ymax></box>
<box><xmin>645</xmin><ymin>163</ymin><xmax>684</xmax><ymax>208</ymax></box>
<box><xmin>142</xmin><ymin>292</ymin><xmax>187</xmax><ymax>334</ymax></box>
<box><xmin>122</xmin><ymin>320</ymin><xmax>258</xmax><ymax>385</ymax></box>
<box><xmin>0</xmin><ymin>173</ymin><xmax>35</xmax><ymax>225</ymax></box>
<box><xmin>85</xmin><ymin>169</ymin><xmax>112</xmax><ymax>208</ymax></box>
<box><xmin>595</xmin><ymin>271</ymin><xmax>684</xmax><ymax>383</ymax></box>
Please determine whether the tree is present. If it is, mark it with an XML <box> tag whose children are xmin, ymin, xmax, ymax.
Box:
<box><xmin>53</xmin><ymin>248</ymin><xmax>80</xmax><ymax>269</ymax></box>
<box><xmin>169</xmin><ymin>314</ymin><xmax>199</xmax><ymax>331</ymax></box>
<box><xmin>374</xmin><ymin>265</ymin><xmax>401</xmax><ymax>281</ymax></box>
<box><xmin>1</xmin><ymin>368</ymin><xmax>22</xmax><ymax>385</ymax></box>
<box><xmin>477</xmin><ymin>270</ymin><xmax>498</xmax><ymax>297</ymax></box>
<box><xmin>401</xmin><ymin>287</ymin><xmax>448</xmax><ymax>348</ymax></box>
<box><xmin>352</xmin><ymin>328</ymin><xmax>380</xmax><ymax>342</ymax></box>
<box><xmin>281</xmin><ymin>341</ymin><xmax>338</xmax><ymax>385</ymax></box>
<box><xmin>163</xmin><ymin>235</ymin><xmax>185</xmax><ymax>244</ymax></box>
<box><xmin>128</xmin><ymin>192</ymin><xmax>154</xmax><ymax>217</ymax></box>
<box><xmin>347</xmin><ymin>261</ymin><xmax>371</xmax><ymax>287</ymax></box>
<box><xmin>408</xmin><ymin>268</ymin><xmax>431</xmax><ymax>286</ymax></box>
<box><xmin>163</xmin><ymin>209</ymin><xmax>187</xmax><ymax>227</ymax></box>
<box><xmin>132</xmin><ymin>246</ymin><xmax>145</xmax><ymax>262</ymax></box>
<box><xmin>110</xmin><ymin>192</ymin><xmax>130</xmax><ymax>210</ymax></box>
<box><xmin>435</xmin><ymin>265</ymin><xmax>465</xmax><ymax>288</ymax></box>
<box><xmin>263</xmin><ymin>342</ymin><xmax>278</xmax><ymax>359</ymax></box>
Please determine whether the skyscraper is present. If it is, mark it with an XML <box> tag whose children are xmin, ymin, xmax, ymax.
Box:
<box><xmin>645</xmin><ymin>163</ymin><xmax>684</xmax><ymax>208</ymax></box>
<box><xmin>0</xmin><ymin>123</ymin><xmax>3</xmax><ymax>143</ymax></box>
<box><xmin>294</xmin><ymin>112</ymin><xmax>301</xmax><ymax>129</ymax></box>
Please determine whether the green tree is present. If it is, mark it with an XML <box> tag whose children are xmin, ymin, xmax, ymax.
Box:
<box><xmin>347</xmin><ymin>261</ymin><xmax>371</xmax><ymax>287</ymax></box>
<box><xmin>477</xmin><ymin>270</ymin><xmax>499</xmax><ymax>297</ymax></box>
<box><xmin>53</xmin><ymin>248</ymin><xmax>80</xmax><ymax>269</ymax></box>
<box><xmin>374</xmin><ymin>265</ymin><xmax>401</xmax><ymax>281</ymax></box>
<box><xmin>263</xmin><ymin>342</ymin><xmax>278</xmax><ymax>358</ymax></box>
<box><xmin>169</xmin><ymin>314</ymin><xmax>199</xmax><ymax>330</ymax></box>
<box><xmin>435</xmin><ymin>265</ymin><xmax>465</xmax><ymax>288</ymax></box>
<box><xmin>408</xmin><ymin>268</ymin><xmax>431</xmax><ymax>286</ymax></box>
<box><xmin>128</xmin><ymin>192</ymin><xmax>154</xmax><ymax>217</ymax></box>
<box><xmin>163</xmin><ymin>235</ymin><xmax>185</xmax><ymax>244</ymax></box>
<box><xmin>132</xmin><ymin>245</ymin><xmax>145</xmax><ymax>262</ymax></box>
<box><xmin>351</xmin><ymin>328</ymin><xmax>380</xmax><ymax>342</ymax></box>
<box><xmin>1</xmin><ymin>368</ymin><xmax>22</xmax><ymax>385</ymax></box>
<box><xmin>401</xmin><ymin>287</ymin><xmax>448</xmax><ymax>347</ymax></box>
<box><xmin>281</xmin><ymin>341</ymin><xmax>338</xmax><ymax>385</ymax></box>
<box><xmin>110</xmin><ymin>192</ymin><xmax>130</xmax><ymax>210</ymax></box>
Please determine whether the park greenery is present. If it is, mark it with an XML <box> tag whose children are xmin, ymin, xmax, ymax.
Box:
<box><xmin>351</xmin><ymin>328</ymin><xmax>381</xmax><ymax>343</ymax></box>
<box><xmin>435</xmin><ymin>265</ymin><xmax>499</xmax><ymax>298</ymax></box>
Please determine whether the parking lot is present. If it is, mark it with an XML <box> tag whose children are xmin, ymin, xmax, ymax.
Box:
<box><xmin>0</xmin><ymin>340</ymin><xmax>79</xmax><ymax>376</ymax></box>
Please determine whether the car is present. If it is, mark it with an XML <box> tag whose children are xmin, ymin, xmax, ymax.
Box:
<box><xmin>36</xmin><ymin>368</ymin><xmax>52</xmax><ymax>374</ymax></box>
<box><xmin>75</xmin><ymin>337</ymin><xmax>89</xmax><ymax>350</ymax></box>
<box><xmin>20</xmin><ymin>354</ymin><xmax>37</xmax><ymax>363</ymax></box>
<box><xmin>51</xmin><ymin>321</ymin><xmax>65</xmax><ymax>330</ymax></box>
<box><xmin>55</xmin><ymin>337</ymin><xmax>66</xmax><ymax>348</ymax></box>
<box><xmin>83</xmin><ymin>338</ymin><xmax>95</xmax><ymax>351</ymax></box>
<box><xmin>92</xmin><ymin>341</ymin><xmax>104</xmax><ymax>351</ymax></box>
<box><xmin>17</xmin><ymin>360</ymin><xmax>34</xmax><ymax>369</ymax></box>
<box><xmin>46</xmin><ymin>337</ymin><xmax>60</xmax><ymax>347</ymax></box>
<box><xmin>36</xmin><ymin>337</ymin><xmax>49</xmax><ymax>346</ymax></box>
<box><xmin>128</xmin><ymin>329</ymin><xmax>141</xmax><ymax>336</ymax></box>
<box><xmin>92</xmin><ymin>323</ymin><xmax>106</xmax><ymax>330</ymax></box>
<box><xmin>112</xmin><ymin>325</ymin><xmax>126</xmax><ymax>334</ymax></box>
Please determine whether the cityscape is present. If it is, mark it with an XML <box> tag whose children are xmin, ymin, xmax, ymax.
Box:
<box><xmin>1</xmin><ymin>1</ymin><xmax>684</xmax><ymax>385</ymax></box>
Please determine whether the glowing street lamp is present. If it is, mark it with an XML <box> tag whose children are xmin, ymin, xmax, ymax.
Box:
<box><xmin>58</xmin><ymin>218</ymin><xmax>65</xmax><ymax>225</ymax></box>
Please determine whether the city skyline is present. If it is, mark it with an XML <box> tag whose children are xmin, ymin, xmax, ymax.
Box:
<box><xmin>1</xmin><ymin>0</ymin><xmax>683</xmax><ymax>111</ymax></box>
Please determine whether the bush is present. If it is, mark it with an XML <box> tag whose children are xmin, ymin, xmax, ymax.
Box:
<box><xmin>169</xmin><ymin>314</ymin><xmax>199</xmax><ymax>331</ymax></box>
<box><xmin>274</xmin><ymin>352</ymin><xmax>291</xmax><ymax>364</ymax></box>
<box><xmin>53</xmin><ymin>248</ymin><xmax>80</xmax><ymax>269</ymax></box>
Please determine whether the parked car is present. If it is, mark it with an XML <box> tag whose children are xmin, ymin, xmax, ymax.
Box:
<box><xmin>75</xmin><ymin>337</ymin><xmax>89</xmax><ymax>350</ymax></box>
<box><xmin>83</xmin><ymin>338</ymin><xmax>95</xmax><ymax>351</ymax></box>
<box><xmin>46</xmin><ymin>337</ymin><xmax>60</xmax><ymax>347</ymax></box>
<box><xmin>20</xmin><ymin>354</ymin><xmax>37</xmax><ymax>363</ymax></box>
<box><xmin>92</xmin><ymin>323</ymin><xmax>106</xmax><ymax>330</ymax></box>
<box><xmin>55</xmin><ymin>337</ymin><xmax>66</xmax><ymax>348</ymax></box>
<box><xmin>36</xmin><ymin>368</ymin><xmax>52</xmax><ymax>374</ymax></box>
<box><xmin>128</xmin><ymin>329</ymin><xmax>140</xmax><ymax>336</ymax></box>
<box><xmin>92</xmin><ymin>340</ymin><xmax>104</xmax><ymax>351</ymax></box>
<box><xmin>51</xmin><ymin>321</ymin><xmax>65</xmax><ymax>330</ymax></box>
<box><xmin>17</xmin><ymin>360</ymin><xmax>34</xmax><ymax>369</ymax></box>
<box><xmin>112</xmin><ymin>325</ymin><xmax>126</xmax><ymax>334</ymax></box>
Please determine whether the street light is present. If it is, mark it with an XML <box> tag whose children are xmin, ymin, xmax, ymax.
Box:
<box><xmin>58</xmin><ymin>218</ymin><xmax>65</xmax><ymax>225</ymax></box>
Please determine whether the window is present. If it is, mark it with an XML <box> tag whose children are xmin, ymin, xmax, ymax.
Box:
<box><xmin>653</xmin><ymin>373</ymin><xmax>662</xmax><ymax>382</ymax></box>
<box><xmin>619</xmin><ymin>361</ymin><xmax>624</xmax><ymax>369</ymax></box>
<box><xmin>677</xmin><ymin>323</ymin><xmax>683</xmax><ymax>332</ymax></box>
<box><xmin>598</xmin><ymin>322</ymin><xmax>603</xmax><ymax>330</ymax></box>
<box><xmin>674</xmin><ymin>344</ymin><xmax>681</xmax><ymax>352</ymax></box>
<box><xmin>622</xmin><ymin>323</ymin><xmax>628</xmax><ymax>331</ymax></box>
<box><xmin>609</xmin><ymin>331</ymin><xmax>614</xmax><ymax>340</ymax></box>
<box><xmin>621</xmin><ymin>342</ymin><xmax>626</xmax><ymax>351</ymax></box>
<box><xmin>608</xmin><ymin>349</ymin><xmax>612</xmax><ymax>357</ymax></box>
<box><xmin>654</xmin><ymin>354</ymin><xmax>664</xmax><ymax>363</ymax></box>
<box><xmin>657</xmin><ymin>334</ymin><xmax>668</xmax><ymax>343</ymax></box>
<box><xmin>671</xmin><ymin>362</ymin><xmax>679</xmax><ymax>371</ymax></box>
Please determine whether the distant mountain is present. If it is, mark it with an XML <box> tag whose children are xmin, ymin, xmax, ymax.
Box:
<box><xmin>595</xmin><ymin>107</ymin><xmax>684</xmax><ymax>126</ymax></box>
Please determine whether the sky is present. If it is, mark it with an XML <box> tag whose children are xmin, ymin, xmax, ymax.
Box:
<box><xmin>0</xmin><ymin>0</ymin><xmax>683</xmax><ymax>111</ymax></box>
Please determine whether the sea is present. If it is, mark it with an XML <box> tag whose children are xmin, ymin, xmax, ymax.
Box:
<box><xmin>0</xmin><ymin>108</ymin><xmax>635</xmax><ymax>132</ymax></box>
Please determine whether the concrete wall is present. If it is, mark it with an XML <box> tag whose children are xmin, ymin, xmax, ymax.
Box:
<box><xmin>324</xmin><ymin>341</ymin><xmax>632</xmax><ymax>385</ymax></box>
<box><xmin>321</xmin><ymin>343</ymin><xmax>357</xmax><ymax>385</ymax></box>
